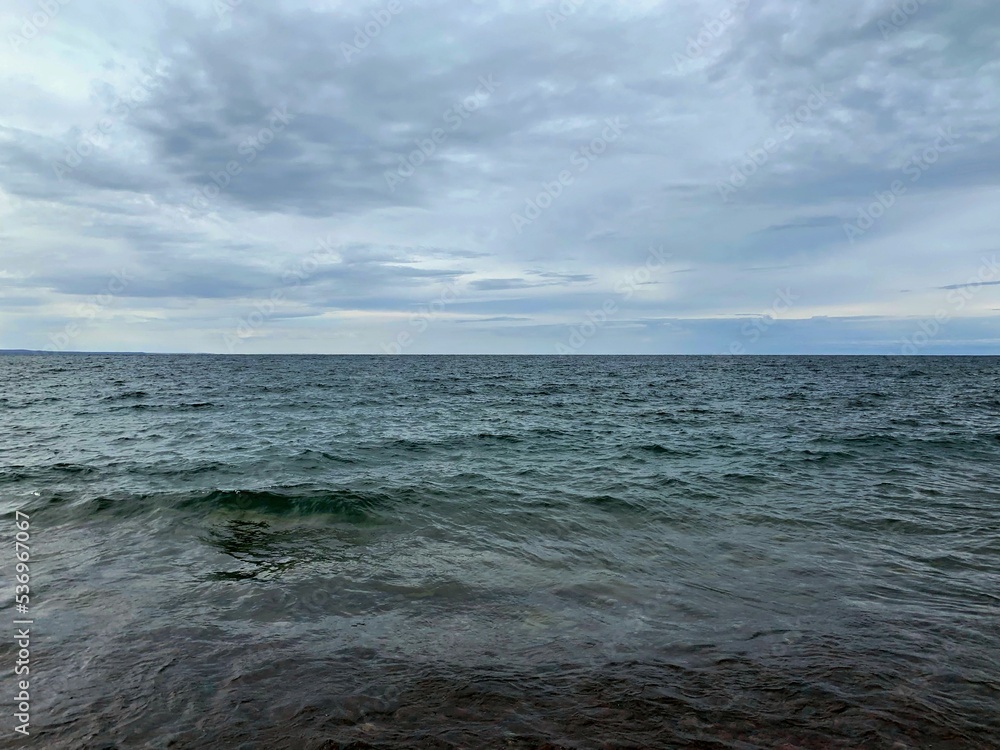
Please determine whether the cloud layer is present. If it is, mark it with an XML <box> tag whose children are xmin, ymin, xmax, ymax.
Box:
<box><xmin>2</xmin><ymin>0</ymin><xmax>999</xmax><ymax>353</ymax></box>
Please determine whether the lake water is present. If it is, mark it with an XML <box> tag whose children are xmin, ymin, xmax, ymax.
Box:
<box><xmin>2</xmin><ymin>354</ymin><xmax>998</xmax><ymax>748</ymax></box>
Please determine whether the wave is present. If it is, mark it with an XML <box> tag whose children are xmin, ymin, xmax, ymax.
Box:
<box><xmin>637</xmin><ymin>443</ymin><xmax>696</xmax><ymax>457</ymax></box>
<box><xmin>294</xmin><ymin>448</ymin><xmax>359</xmax><ymax>465</ymax></box>
<box><xmin>179</xmin><ymin>486</ymin><xmax>396</xmax><ymax>521</ymax></box>
<box><xmin>101</xmin><ymin>390</ymin><xmax>149</xmax><ymax>401</ymax></box>
<box><xmin>3</xmin><ymin>485</ymin><xmax>417</xmax><ymax>525</ymax></box>
<box><xmin>108</xmin><ymin>401</ymin><xmax>217</xmax><ymax>411</ymax></box>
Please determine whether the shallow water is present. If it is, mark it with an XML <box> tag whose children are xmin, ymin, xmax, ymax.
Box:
<box><xmin>1</xmin><ymin>355</ymin><xmax>998</xmax><ymax>748</ymax></box>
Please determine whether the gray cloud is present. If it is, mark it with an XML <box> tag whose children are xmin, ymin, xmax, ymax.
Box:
<box><xmin>1</xmin><ymin>0</ymin><xmax>998</xmax><ymax>353</ymax></box>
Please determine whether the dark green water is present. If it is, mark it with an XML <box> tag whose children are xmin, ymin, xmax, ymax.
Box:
<box><xmin>1</xmin><ymin>355</ymin><xmax>998</xmax><ymax>748</ymax></box>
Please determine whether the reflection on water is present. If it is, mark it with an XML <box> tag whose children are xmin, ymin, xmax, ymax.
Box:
<box><xmin>205</xmin><ymin>519</ymin><xmax>299</xmax><ymax>581</ymax></box>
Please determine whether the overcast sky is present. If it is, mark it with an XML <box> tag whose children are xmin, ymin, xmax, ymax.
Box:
<box><xmin>1</xmin><ymin>0</ymin><xmax>998</xmax><ymax>354</ymax></box>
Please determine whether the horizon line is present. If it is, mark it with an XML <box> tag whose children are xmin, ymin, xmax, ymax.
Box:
<box><xmin>2</xmin><ymin>349</ymin><xmax>998</xmax><ymax>357</ymax></box>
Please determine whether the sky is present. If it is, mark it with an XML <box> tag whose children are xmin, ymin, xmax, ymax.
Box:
<box><xmin>1</xmin><ymin>0</ymin><xmax>999</xmax><ymax>354</ymax></box>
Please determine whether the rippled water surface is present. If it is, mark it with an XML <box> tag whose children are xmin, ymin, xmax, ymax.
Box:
<box><xmin>1</xmin><ymin>355</ymin><xmax>999</xmax><ymax>749</ymax></box>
